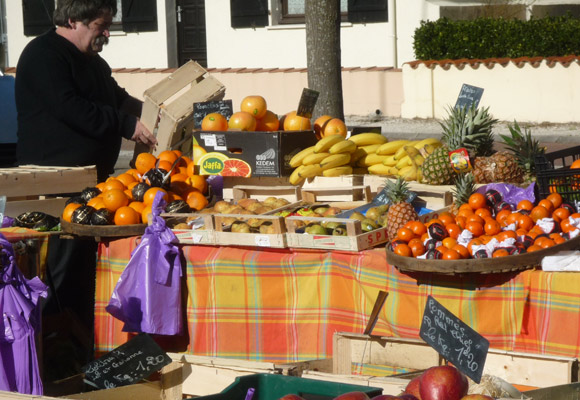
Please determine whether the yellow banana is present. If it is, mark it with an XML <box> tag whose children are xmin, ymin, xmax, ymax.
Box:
<box><xmin>413</xmin><ymin>138</ymin><xmax>443</xmax><ymax>149</ymax></box>
<box><xmin>320</xmin><ymin>153</ymin><xmax>351</xmax><ymax>170</ymax></box>
<box><xmin>382</xmin><ymin>155</ymin><xmax>397</xmax><ymax>167</ymax></box>
<box><xmin>403</xmin><ymin>145</ymin><xmax>425</xmax><ymax>166</ymax></box>
<box><xmin>298</xmin><ymin>164</ymin><xmax>324</xmax><ymax>179</ymax></box>
<box><xmin>399</xmin><ymin>165</ymin><xmax>418</xmax><ymax>181</ymax></box>
<box><xmin>393</xmin><ymin>141</ymin><xmax>418</xmax><ymax>160</ymax></box>
<box><xmin>289</xmin><ymin>165</ymin><xmax>307</xmax><ymax>185</ymax></box>
<box><xmin>348</xmin><ymin>133</ymin><xmax>388</xmax><ymax>146</ymax></box>
<box><xmin>350</xmin><ymin>148</ymin><xmax>367</xmax><ymax>164</ymax></box>
<box><xmin>322</xmin><ymin>165</ymin><xmax>353</xmax><ymax>177</ymax></box>
<box><xmin>302</xmin><ymin>152</ymin><xmax>331</xmax><ymax>165</ymax></box>
<box><xmin>356</xmin><ymin>153</ymin><xmax>391</xmax><ymax>167</ymax></box>
<box><xmin>395</xmin><ymin>155</ymin><xmax>412</xmax><ymax>169</ymax></box>
<box><xmin>314</xmin><ymin>135</ymin><xmax>345</xmax><ymax>153</ymax></box>
<box><xmin>329</xmin><ymin>139</ymin><xmax>357</xmax><ymax>154</ymax></box>
<box><xmin>389</xmin><ymin>166</ymin><xmax>400</xmax><ymax>175</ymax></box>
<box><xmin>368</xmin><ymin>164</ymin><xmax>397</xmax><ymax>176</ymax></box>
<box><xmin>289</xmin><ymin>146</ymin><xmax>316</xmax><ymax>168</ymax></box>
<box><xmin>421</xmin><ymin>143</ymin><xmax>442</xmax><ymax>157</ymax></box>
<box><xmin>376</xmin><ymin>140</ymin><xmax>412</xmax><ymax>156</ymax></box>
<box><xmin>359</xmin><ymin>144</ymin><xmax>382</xmax><ymax>155</ymax></box>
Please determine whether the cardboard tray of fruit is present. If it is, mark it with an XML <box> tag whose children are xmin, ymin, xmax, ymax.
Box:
<box><xmin>386</xmin><ymin>233</ymin><xmax>580</xmax><ymax>275</ymax></box>
<box><xmin>60</xmin><ymin>219</ymin><xmax>147</xmax><ymax>238</ymax></box>
<box><xmin>213</xmin><ymin>213</ymin><xmax>288</xmax><ymax>248</ymax></box>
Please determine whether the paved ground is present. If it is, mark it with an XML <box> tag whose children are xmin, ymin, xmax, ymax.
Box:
<box><xmin>115</xmin><ymin>116</ymin><xmax>580</xmax><ymax>174</ymax></box>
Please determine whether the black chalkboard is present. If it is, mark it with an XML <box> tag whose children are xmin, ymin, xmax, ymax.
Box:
<box><xmin>454</xmin><ymin>84</ymin><xmax>484</xmax><ymax>110</ymax></box>
<box><xmin>193</xmin><ymin>99</ymin><xmax>234</xmax><ymax>129</ymax></box>
<box><xmin>372</xmin><ymin>187</ymin><xmax>416</xmax><ymax>207</ymax></box>
<box><xmin>420</xmin><ymin>296</ymin><xmax>489</xmax><ymax>383</ymax></box>
<box><xmin>82</xmin><ymin>333</ymin><xmax>172</xmax><ymax>389</ymax></box>
<box><xmin>296</xmin><ymin>88</ymin><xmax>319</xmax><ymax>118</ymax></box>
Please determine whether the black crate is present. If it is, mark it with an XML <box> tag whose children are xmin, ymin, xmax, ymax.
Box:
<box><xmin>535</xmin><ymin>145</ymin><xmax>580</xmax><ymax>202</ymax></box>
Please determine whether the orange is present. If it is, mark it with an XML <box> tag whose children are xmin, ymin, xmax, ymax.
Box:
<box><xmin>527</xmin><ymin>244</ymin><xmax>542</xmax><ymax>252</ymax></box>
<box><xmin>255</xmin><ymin>110</ymin><xmax>280</xmax><ymax>132</ymax></box>
<box><xmin>114</xmin><ymin>206</ymin><xmax>140</xmax><ymax>225</ymax></box>
<box><xmin>313</xmin><ymin>115</ymin><xmax>333</xmax><ymax>139</ymax></box>
<box><xmin>228</xmin><ymin>111</ymin><xmax>257</xmax><ymax>131</ymax></box>
<box><xmin>442</xmin><ymin>249</ymin><xmax>461</xmax><ymax>260</ymax></box>
<box><xmin>157</xmin><ymin>160</ymin><xmax>174</xmax><ymax>174</ymax></box>
<box><xmin>125</xmin><ymin>168</ymin><xmax>141</xmax><ymax>181</ymax></box>
<box><xmin>492</xmin><ymin>248</ymin><xmax>510</xmax><ymax>258</ymax></box>
<box><xmin>321</xmin><ymin>118</ymin><xmax>347</xmax><ymax>138</ymax></box>
<box><xmin>124</xmin><ymin>188</ymin><xmax>134</xmax><ymax>201</ymax></box>
<box><xmin>467</xmin><ymin>238</ymin><xmax>483</xmax><ymax>254</ymax></box>
<box><xmin>116</xmin><ymin>173</ymin><xmax>137</xmax><ymax>188</ymax></box>
<box><xmin>452</xmin><ymin>244</ymin><xmax>470</xmax><ymax>259</ymax></box>
<box><xmin>561</xmin><ymin>218</ymin><xmax>575</xmax><ymax>233</ymax></box>
<box><xmin>446</xmin><ymin>223</ymin><xmax>461</xmax><ymax>239</ymax></box>
<box><xmin>505</xmin><ymin>212</ymin><xmax>520</xmax><ymax>227</ymax></box>
<box><xmin>283</xmin><ymin>111</ymin><xmax>312</xmax><ymax>131</ymax></box>
<box><xmin>497</xmin><ymin>230</ymin><xmax>517</xmax><ymax>242</ymax></box>
<box><xmin>143</xmin><ymin>187</ymin><xmax>169</xmax><ymax>205</ymax></box>
<box><xmin>553</xmin><ymin>207</ymin><xmax>570</xmax><ymax>222</ymax></box>
<box><xmin>547</xmin><ymin>193</ymin><xmax>563</xmax><ymax>209</ymax></box>
<box><xmin>397</xmin><ymin>227</ymin><xmax>416</xmax><ymax>243</ymax></box>
<box><xmin>95</xmin><ymin>182</ymin><xmax>107</xmax><ymax>192</ymax></box>
<box><xmin>186</xmin><ymin>175</ymin><xmax>208</xmax><ymax>194</ymax></box>
<box><xmin>186</xmin><ymin>190</ymin><xmax>209</xmax><ymax>211</ymax></box>
<box><xmin>468</xmin><ymin>193</ymin><xmax>486</xmax><ymax>210</ymax></box>
<box><xmin>201</xmin><ymin>113</ymin><xmax>228</xmax><ymax>131</ymax></box>
<box><xmin>408</xmin><ymin>221</ymin><xmax>427</xmax><ymax>237</ymax></box>
<box><xmin>135</xmin><ymin>152</ymin><xmax>158</xmax><ymax>175</ymax></box>
<box><xmin>240</xmin><ymin>95</ymin><xmax>267</xmax><ymax>119</ymax></box>
<box><xmin>141</xmin><ymin>204</ymin><xmax>153</xmax><ymax>225</ymax></box>
<box><xmin>62</xmin><ymin>202</ymin><xmax>82</xmax><ymax>223</ymax></box>
<box><xmin>128</xmin><ymin>201</ymin><xmax>146</xmax><ymax>214</ymax></box>
<box><xmin>170</xmin><ymin>173</ymin><xmax>189</xmax><ymax>183</ymax></box>
<box><xmin>409</xmin><ymin>240</ymin><xmax>426</xmax><ymax>257</ymax></box>
<box><xmin>87</xmin><ymin>197</ymin><xmax>106</xmax><ymax>210</ymax></box>
<box><xmin>538</xmin><ymin>199</ymin><xmax>555</xmax><ymax>213</ymax></box>
<box><xmin>517</xmin><ymin>199</ymin><xmax>534</xmax><ymax>211</ymax></box>
<box><xmin>439</xmin><ymin>213</ymin><xmax>455</xmax><ymax>226</ymax></box>
<box><xmin>442</xmin><ymin>237</ymin><xmax>457</xmax><ymax>249</ymax></box>
<box><xmin>517</xmin><ymin>214</ymin><xmax>534</xmax><ymax>231</ymax></box>
<box><xmin>484</xmin><ymin>219</ymin><xmax>501</xmax><ymax>236</ymax></box>
<box><xmin>158</xmin><ymin>150</ymin><xmax>179</xmax><ymax>166</ymax></box>
<box><xmin>394</xmin><ymin>243</ymin><xmax>413</xmax><ymax>257</ymax></box>
<box><xmin>495</xmin><ymin>209</ymin><xmax>511</xmax><ymax>225</ymax></box>
<box><xmin>103</xmin><ymin>178</ymin><xmax>126</xmax><ymax>191</ymax></box>
<box><xmin>102</xmin><ymin>189</ymin><xmax>130</xmax><ymax>212</ymax></box>
<box><xmin>465</xmin><ymin>221</ymin><xmax>484</xmax><ymax>237</ymax></box>
<box><xmin>530</xmin><ymin>206</ymin><xmax>550</xmax><ymax>222</ymax></box>
<box><xmin>455</xmin><ymin>215</ymin><xmax>467</xmax><ymax>230</ymax></box>
<box><xmin>475</xmin><ymin>208</ymin><xmax>492</xmax><ymax>220</ymax></box>
<box><xmin>466</xmin><ymin>214</ymin><xmax>484</xmax><ymax>225</ymax></box>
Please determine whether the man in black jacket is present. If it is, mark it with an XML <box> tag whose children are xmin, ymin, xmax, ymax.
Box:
<box><xmin>15</xmin><ymin>0</ymin><xmax>156</xmax><ymax>182</ymax></box>
<box><xmin>14</xmin><ymin>0</ymin><xmax>157</xmax><ymax>380</ymax></box>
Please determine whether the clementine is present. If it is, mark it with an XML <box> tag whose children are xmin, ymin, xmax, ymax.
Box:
<box><xmin>102</xmin><ymin>189</ymin><xmax>130</xmax><ymax>212</ymax></box>
<box><xmin>135</xmin><ymin>152</ymin><xmax>157</xmax><ymax>175</ymax></box>
<box><xmin>114</xmin><ymin>206</ymin><xmax>141</xmax><ymax>225</ymax></box>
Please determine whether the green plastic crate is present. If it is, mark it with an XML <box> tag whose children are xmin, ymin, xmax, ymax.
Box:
<box><xmin>189</xmin><ymin>373</ymin><xmax>383</xmax><ymax>400</ymax></box>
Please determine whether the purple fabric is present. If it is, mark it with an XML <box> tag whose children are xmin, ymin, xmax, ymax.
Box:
<box><xmin>2</xmin><ymin>217</ymin><xmax>14</xmax><ymax>228</ymax></box>
<box><xmin>106</xmin><ymin>191</ymin><xmax>184</xmax><ymax>335</ymax></box>
<box><xmin>476</xmin><ymin>182</ymin><xmax>536</xmax><ymax>207</ymax></box>
<box><xmin>0</xmin><ymin>233</ymin><xmax>47</xmax><ymax>395</ymax></box>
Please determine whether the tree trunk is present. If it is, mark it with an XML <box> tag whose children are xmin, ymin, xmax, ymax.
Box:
<box><xmin>305</xmin><ymin>0</ymin><xmax>344</xmax><ymax>121</ymax></box>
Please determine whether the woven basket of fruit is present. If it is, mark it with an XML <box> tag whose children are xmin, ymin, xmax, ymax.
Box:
<box><xmin>60</xmin><ymin>219</ymin><xmax>146</xmax><ymax>238</ymax></box>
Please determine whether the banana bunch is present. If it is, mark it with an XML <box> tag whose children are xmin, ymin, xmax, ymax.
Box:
<box><xmin>366</xmin><ymin>138</ymin><xmax>442</xmax><ymax>181</ymax></box>
<box><xmin>288</xmin><ymin>133</ymin><xmax>386</xmax><ymax>185</ymax></box>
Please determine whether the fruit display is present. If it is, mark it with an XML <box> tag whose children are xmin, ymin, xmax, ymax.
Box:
<box><xmin>60</xmin><ymin>150</ymin><xmax>210</xmax><ymax>227</ymax></box>
<box><xmin>404</xmin><ymin>365</ymin><xmax>468</xmax><ymax>400</ymax></box>
<box><xmin>277</xmin><ymin>392</ymin><xmax>409</xmax><ymax>400</ymax></box>
<box><xmin>388</xmin><ymin>172</ymin><xmax>580</xmax><ymax>261</ymax></box>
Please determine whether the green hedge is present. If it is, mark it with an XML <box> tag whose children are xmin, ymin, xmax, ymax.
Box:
<box><xmin>413</xmin><ymin>15</ymin><xmax>580</xmax><ymax>60</ymax></box>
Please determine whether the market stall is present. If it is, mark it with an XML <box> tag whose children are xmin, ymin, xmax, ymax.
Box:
<box><xmin>94</xmin><ymin>239</ymin><xmax>580</xmax><ymax>367</ymax></box>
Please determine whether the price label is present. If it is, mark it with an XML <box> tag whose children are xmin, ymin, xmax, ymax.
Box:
<box><xmin>191</xmin><ymin>233</ymin><xmax>203</xmax><ymax>243</ymax></box>
<box><xmin>255</xmin><ymin>235</ymin><xmax>271</xmax><ymax>247</ymax></box>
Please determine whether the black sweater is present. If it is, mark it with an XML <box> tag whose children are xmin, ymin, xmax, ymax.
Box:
<box><xmin>15</xmin><ymin>29</ymin><xmax>137</xmax><ymax>182</ymax></box>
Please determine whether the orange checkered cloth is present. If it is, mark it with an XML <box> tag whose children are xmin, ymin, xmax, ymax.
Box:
<box><xmin>94</xmin><ymin>238</ymin><xmax>580</xmax><ymax>363</ymax></box>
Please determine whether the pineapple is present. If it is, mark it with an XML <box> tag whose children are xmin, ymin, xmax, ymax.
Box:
<box><xmin>422</xmin><ymin>104</ymin><xmax>497</xmax><ymax>185</ymax></box>
<box><xmin>386</xmin><ymin>177</ymin><xmax>418</xmax><ymax>240</ymax></box>
<box><xmin>499</xmin><ymin>120</ymin><xmax>545</xmax><ymax>182</ymax></box>
<box><xmin>449</xmin><ymin>173</ymin><xmax>476</xmax><ymax>216</ymax></box>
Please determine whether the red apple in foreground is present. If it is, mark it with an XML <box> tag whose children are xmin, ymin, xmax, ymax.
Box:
<box><xmin>460</xmin><ymin>395</ymin><xmax>495</xmax><ymax>400</ymax></box>
<box><xmin>404</xmin><ymin>376</ymin><xmax>422</xmax><ymax>399</ymax></box>
<box><xmin>278</xmin><ymin>395</ymin><xmax>306</xmax><ymax>400</ymax></box>
<box><xmin>419</xmin><ymin>366</ymin><xmax>468</xmax><ymax>400</ymax></box>
<box><xmin>333</xmin><ymin>392</ymin><xmax>371</xmax><ymax>400</ymax></box>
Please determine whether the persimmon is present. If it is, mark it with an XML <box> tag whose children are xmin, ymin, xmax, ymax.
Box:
<box><xmin>492</xmin><ymin>249</ymin><xmax>509</xmax><ymax>258</ymax></box>
<box><xmin>114</xmin><ymin>206</ymin><xmax>140</xmax><ymax>225</ymax></box>
<box><xmin>495</xmin><ymin>209</ymin><xmax>511</xmax><ymax>225</ymax></box>
<box><xmin>394</xmin><ymin>243</ymin><xmax>413</xmax><ymax>257</ymax></box>
<box><xmin>517</xmin><ymin>199</ymin><xmax>534</xmax><ymax>211</ymax></box>
<box><xmin>459</xmin><ymin>203</ymin><xmax>474</xmax><ymax>213</ymax></box>
<box><xmin>135</xmin><ymin>152</ymin><xmax>157</xmax><ymax>175</ymax></box>
<box><xmin>484</xmin><ymin>219</ymin><xmax>501</xmax><ymax>236</ymax></box>
<box><xmin>446</xmin><ymin>223</ymin><xmax>461</xmax><ymax>239</ymax></box>
<box><xmin>527</xmin><ymin>244</ymin><xmax>542</xmax><ymax>252</ymax></box>
<box><xmin>547</xmin><ymin>193</ymin><xmax>563</xmax><ymax>209</ymax></box>
<box><xmin>475</xmin><ymin>208</ymin><xmax>492</xmax><ymax>220</ymax></box>
<box><xmin>102</xmin><ymin>189</ymin><xmax>129</xmax><ymax>212</ymax></box>
<box><xmin>442</xmin><ymin>249</ymin><xmax>461</xmax><ymax>260</ymax></box>
<box><xmin>465</xmin><ymin>221</ymin><xmax>484</xmax><ymax>237</ymax></box>
<box><xmin>408</xmin><ymin>221</ymin><xmax>427</xmax><ymax>237</ymax></box>
<box><xmin>497</xmin><ymin>230</ymin><xmax>517</xmax><ymax>242</ymax></box>
<box><xmin>397</xmin><ymin>227</ymin><xmax>415</xmax><ymax>242</ymax></box>
<box><xmin>452</xmin><ymin>244</ymin><xmax>470</xmax><ymax>259</ymax></box>
<box><xmin>530</xmin><ymin>206</ymin><xmax>550</xmax><ymax>222</ymax></box>
<box><xmin>409</xmin><ymin>241</ymin><xmax>426</xmax><ymax>257</ymax></box>
<box><xmin>553</xmin><ymin>207</ymin><xmax>570</xmax><ymax>222</ymax></box>
<box><xmin>439</xmin><ymin>213</ymin><xmax>455</xmax><ymax>226</ymax></box>
<box><xmin>466</xmin><ymin>214</ymin><xmax>484</xmax><ymax>225</ymax></box>
<box><xmin>442</xmin><ymin>237</ymin><xmax>457</xmax><ymax>249</ymax></box>
<box><xmin>538</xmin><ymin>199</ymin><xmax>555</xmax><ymax>213</ymax></box>
<box><xmin>468</xmin><ymin>193</ymin><xmax>486</xmax><ymax>210</ymax></box>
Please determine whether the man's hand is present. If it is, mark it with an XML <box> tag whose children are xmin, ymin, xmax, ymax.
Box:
<box><xmin>131</xmin><ymin>120</ymin><xmax>157</xmax><ymax>149</ymax></box>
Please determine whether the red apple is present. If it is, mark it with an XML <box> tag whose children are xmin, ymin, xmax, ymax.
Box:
<box><xmin>278</xmin><ymin>395</ymin><xmax>306</xmax><ymax>400</ymax></box>
<box><xmin>419</xmin><ymin>366</ymin><xmax>468</xmax><ymax>400</ymax></box>
<box><xmin>333</xmin><ymin>392</ymin><xmax>371</xmax><ymax>400</ymax></box>
<box><xmin>460</xmin><ymin>396</ymin><xmax>495</xmax><ymax>400</ymax></box>
<box><xmin>399</xmin><ymin>395</ymin><xmax>420</xmax><ymax>400</ymax></box>
<box><xmin>404</xmin><ymin>376</ymin><xmax>422</xmax><ymax>399</ymax></box>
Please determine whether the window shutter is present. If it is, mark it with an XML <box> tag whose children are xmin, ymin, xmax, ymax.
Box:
<box><xmin>22</xmin><ymin>0</ymin><xmax>55</xmax><ymax>36</ymax></box>
<box><xmin>122</xmin><ymin>0</ymin><xmax>158</xmax><ymax>33</ymax></box>
<box><xmin>348</xmin><ymin>0</ymin><xmax>388</xmax><ymax>23</ymax></box>
<box><xmin>230</xmin><ymin>0</ymin><xmax>269</xmax><ymax>28</ymax></box>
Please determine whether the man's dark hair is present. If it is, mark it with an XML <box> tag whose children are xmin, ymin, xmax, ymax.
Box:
<box><xmin>53</xmin><ymin>0</ymin><xmax>117</xmax><ymax>27</ymax></box>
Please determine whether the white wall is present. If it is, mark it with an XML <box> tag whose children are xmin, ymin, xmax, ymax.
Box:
<box><xmin>5</xmin><ymin>0</ymin><xmax>169</xmax><ymax>69</ymax></box>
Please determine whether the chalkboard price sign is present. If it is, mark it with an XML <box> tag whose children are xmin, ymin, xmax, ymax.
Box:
<box><xmin>419</xmin><ymin>296</ymin><xmax>489</xmax><ymax>383</ymax></box>
<box><xmin>193</xmin><ymin>99</ymin><xmax>234</xmax><ymax>129</ymax></box>
<box><xmin>296</xmin><ymin>88</ymin><xmax>319</xmax><ymax>118</ymax></box>
<box><xmin>454</xmin><ymin>84</ymin><xmax>484</xmax><ymax>111</ymax></box>
<box><xmin>82</xmin><ymin>333</ymin><xmax>172</xmax><ymax>389</ymax></box>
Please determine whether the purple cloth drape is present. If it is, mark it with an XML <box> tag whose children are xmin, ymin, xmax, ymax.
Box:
<box><xmin>106</xmin><ymin>191</ymin><xmax>183</xmax><ymax>335</ymax></box>
<box><xmin>0</xmin><ymin>233</ymin><xmax>47</xmax><ymax>395</ymax></box>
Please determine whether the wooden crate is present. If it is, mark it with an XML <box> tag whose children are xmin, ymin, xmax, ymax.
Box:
<box><xmin>0</xmin><ymin>165</ymin><xmax>97</xmax><ymax>217</ymax></box>
<box><xmin>333</xmin><ymin>332</ymin><xmax>580</xmax><ymax>389</ymax></box>
<box><xmin>285</xmin><ymin>215</ymin><xmax>389</xmax><ymax>252</ymax></box>
<box><xmin>138</xmin><ymin>61</ymin><xmax>225</xmax><ymax>157</ymax></box>
<box><xmin>214</xmin><ymin>214</ymin><xmax>287</xmax><ymax>248</ymax></box>
<box><xmin>161</xmin><ymin>213</ymin><xmax>215</xmax><ymax>245</ymax></box>
<box><xmin>301</xmin><ymin>175</ymin><xmax>370</xmax><ymax>202</ymax></box>
<box><xmin>221</xmin><ymin>176</ymin><xmax>298</xmax><ymax>201</ymax></box>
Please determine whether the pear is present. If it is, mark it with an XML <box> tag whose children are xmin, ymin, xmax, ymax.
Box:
<box><xmin>332</xmin><ymin>225</ymin><xmax>348</xmax><ymax>236</ymax></box>
<box><xmin>365</xmin><ymin>205</ymin><xmax>389</xmax><ymax>222</ymax></box>
<box><xmin>305</xmin><ymin>223</ymin><xmax>328</xmax><ymax>235</ymax></box>
<box><xmin>361</xmin><ymin>218</ymin><xmax>378</xmax><ymax>232</ymax></box>
<box><xmin>350</xmin><ymin>211</ymin><xmax>366</xmax><ymax>222</ymax></box>
<box><xmin>231</xmin><ymin>221</ymin><xmax>251</xmax><ymax>233</ymax></box>
<box><xmin>323</xmin><ymin>221</ymin><xmax>341</xmax><ymax>230</ymax></box>
<box><xmin>273</xmin><ymin>198</ymin><xmax>290</xmax><ymax>209</ymax></box>
<box><xmin>322</xmin><ymin>206</ymin><xmax>342</xmax><ymax>217</ymax></box>
<box><xmin>247</xmin><ymin>218</ymin><xmax>263</xmax><ymax>228</ymax></box>
<box><xmin>259</xmin><ymin>222</ymin><xmax>276</xmax><ymax>234</ymax></box>
<box><xmin>213</xmin><ymin>200</ymin><xmax>231</xmax><ymax>213</ymax></box>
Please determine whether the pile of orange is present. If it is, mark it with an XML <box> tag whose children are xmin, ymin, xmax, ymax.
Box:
<box><xmin>390</xmin><ymin>191</ymin><xmax>578</xmax><ymax>260</ymax></box>
<box><xmin>62</xmin><ymin>150</ymin><xmax>210</xmax><ymax>226</ymax></box>
<box><xmin>201</xmin><ymin>95</ymin><xmax>281</xmax><ymax>132</ymax></box>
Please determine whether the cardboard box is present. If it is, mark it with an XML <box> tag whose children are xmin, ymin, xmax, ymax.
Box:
<box><xmin>193</xmin><ymin>130</ymin><xmax>318</xmax><ymax>177</ymax></box>
<box><xmin>139</xmin><ymin>61</ymin><xmax>226</xmax><ymax>156</ymax></box>
<box><xmin>221</xmin><ymin>176</ymin><xmax>301</xmax><ymax>202</ymax></box>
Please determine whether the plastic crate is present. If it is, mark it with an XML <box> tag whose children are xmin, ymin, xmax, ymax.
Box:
<box><xmin>535</xmin><ymin>145</ymin><xmax>580</xmax><ymax>202</ymax></box>
<box><xmin>189</xmin><ymin>373</ymin><xmax>383</xmax><ymax>400</ymax></box>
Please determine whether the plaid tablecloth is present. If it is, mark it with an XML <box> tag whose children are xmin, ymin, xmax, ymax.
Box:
<box><xmin>94</xmin><ymin>238</ymin><xmax>580</xmax><ymax>363</ymax></box>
